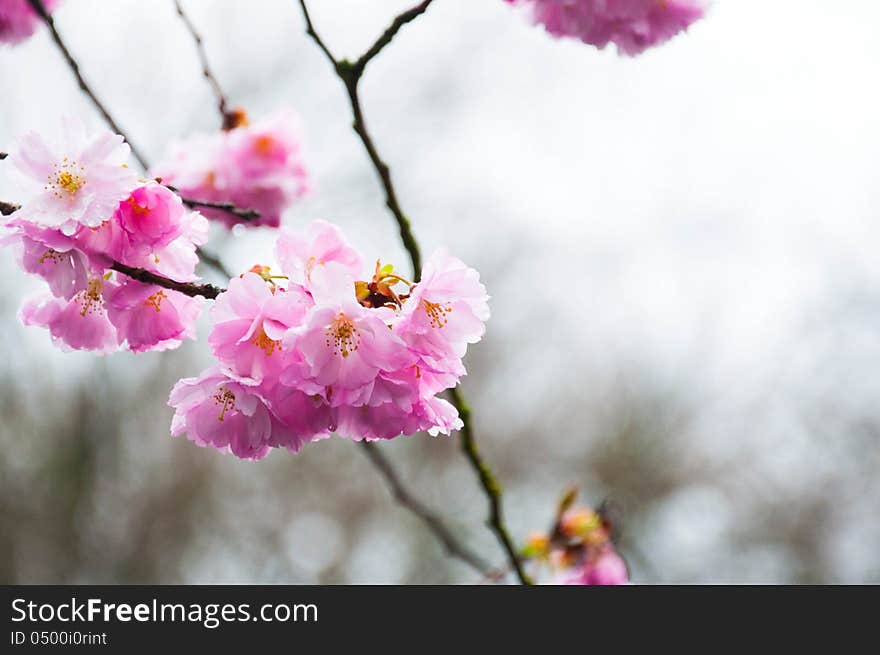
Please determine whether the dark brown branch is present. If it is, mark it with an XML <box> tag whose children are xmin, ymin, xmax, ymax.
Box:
<box><xmin>352</xmin><ymin>0</ymin><xmax>435</xmax><ymax>77</ymax></box>
<box><xmin>166</xmin><ymin>186</ymin><xmax>261</xmax><ymax>222</ymax></box>
<box><xmin>359</xmin><ymin>441</ymin><xmax>497</xmax><ymax>578</ymax></box>
<box><xmin>297</xmin><ymin>0</ymin><xmax>532</xmax><ymax>584</ymax></box>
<box><xmin>27</xmin><ymin>0</ymin><xmax>150</xmax><ymax>171</ymax></box>
<box><xmin>173</xmin><ymin>0</ymin><xmax>237</xmax><ymax>129</ymax></box>
<box><xmin>110</xmin><ymin>262</ymin><xmax>222</xmax><ymax>299</ymax></box>
<box><xmin>297</xmin><ymin>0</ymin><xmax>424</xmax><ymax>276</ymax></box>
<box><xmin>0</xmin><ymin>152</ymin><xmax>7</xmax><ymax>160</ymax></box>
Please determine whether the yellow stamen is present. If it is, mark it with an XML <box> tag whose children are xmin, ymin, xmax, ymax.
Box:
<box><xmin>213</xmin><ymin>386</ymin><xmax>236</xmax><ymax>422</ymax></box>
<box><xmin>77</xmin><ymin>278</ymin><xmax>104</xmax><ymax>317</ymax></box>
<box><xmin>325</xmin><ymin>313</ymin><xmax>360</xmax><ymax>358</ymax></box>
<box><xmin>251</xmin><ymin>325</ymin><xmax>281</xmax><ymax>356</ymax></box>
<box><xmin>422</xmin><ymin>299</ymin><xmax>452</xmax><ymax>329</ymax></box>
<box><xmin>144</xmin><ymin>290</ymin><xmax>167</xmax><ymax>313</ymax></box>
<box><xmin>45</xmin><ymin>157</ymin><xmax>86</xmax><ymax>200</ymax></box>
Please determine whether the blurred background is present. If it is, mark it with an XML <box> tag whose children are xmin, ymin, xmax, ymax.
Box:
<box><xmin>1</xmin><ymin>0</ymin><xmax>879</xmax><ymax>583</ymax></box>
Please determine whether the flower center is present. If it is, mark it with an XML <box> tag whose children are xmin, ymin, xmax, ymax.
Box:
<box><xmin>251</xmin><ymin>325</ymin><xmax>281</xmax><ymax>356</ymax></box>
<box><xmin>38</xmin><ymin>249</ymin><xmax>64</xmax><ymax>265</ymax></box>
<box><xmin>127</xmin><ymin>196</ymin><xmax>150</xmax><ymax>216</ymax></box>
<box><xmin>46</xmin><ymin>158</ymin><xmax>86</xmax><ymax>199</ymax></box>
<box><xmin>422</xmin><ymin>299</ymin><xmax>452</xmax><ymax>329</ymax></box>
<box><xmin>213</xmin><ymin>386</ymin><xmax>236</xmax><ymax>422</ymax></box>
<box><xmin>76</xmin><ymin>278</ymin><xmax>104</xmax><ymax>317</ymax></box>
<box><xmin>144</xmin><ymin>290</ymin><xmax>167</xmax><ymax>312</ymax></box>
<box><xmin>254</xmin><ymin>135</ymin><xmax>275</xmax><ymax>156</ymax></box>
<box><xmin>325</xmin><ymin>313</ymin><xmax>360</xmax><ymax>358</ymax></box>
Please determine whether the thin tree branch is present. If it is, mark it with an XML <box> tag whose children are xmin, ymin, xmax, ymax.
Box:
<box><xmin>173</xmin><ymin>0</ymin><xmax>237</xmax><ymax>129</ymax></box>
<box><xmin>450</xmin><ymin>387</ymin><xmax>531</xmax><ymax>584</ymax></box>
<box><xmin>359</xmin><ymin>441</ymin><xmax>497</xmax><ymax>578</ymax></box>
<box><xmin>26</xmin><ymin>0</ymin><xmax>150</xmax><ymax>171</ymax></box>
<box><xmin>297</xmin><ymin>0</ymin><xmax>423</xmax><ymax>277</ymax></box>
<box><xmin>0</xmin><ymin>152</ymin><xmax>8</xmax><ymax>160</ymax></box>
<box><xmin>296</xmin><ymin>0</ymin><xmax>533</xmax><ymax>584</ymax></box>
<box><xmin>109</xmin><ymin>262</ymin><xmax>222</xmax><ymax>299</ymax></box>
<box><xmin>164</xmin><ymin>185</ymin><xmax>261</xmax><ymax>222</ymax></box>
<box><xmin>353</xmin><ymin>0</ymin><xmax>435</xmax><ymax>77</ymax></box>
<box><xmin>195</xmin><ymin>247</ymin><xmax>233</xmax><ymax>280</ymax></box>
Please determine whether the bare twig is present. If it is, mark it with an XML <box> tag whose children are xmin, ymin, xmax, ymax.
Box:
<box><xmin>353</xmin><ymin>0</ymin><xmax>435</xmax><ymax>77</ymax></box>
<box><xmin>359</xmin><ymin>441</ymin><xmax>497</xmax><ymax>578</ymax></box>
<box><xmin>173</xmin><ymin>0</ymin><xmax>237</xmax><ymax>129</ymax></box>
<box><xmin>450</xmin><ymin>387</ymin><xmax>530</xmax><ymax>584</ymax></box>
<box><xmin>109</xmin><ymin>262</ymin><xmax>222</xmax><ymax>299</ymax></box>
<box><xmin>195</xmin><ymin>247</ymin><xmax>233</xmax><ymax>280</ymax></box>
<box><xmin>26</xmin><ymin>0</ymin><xmax>150</xmax><ymax>171</ymax></box>
<box><xmin>165</xmin><ymin>186</ymin><xmax>261</xmax><ymax>222</ymax></box>
<box><xmin>297</xmin><ymin>0</ymin><xmax>424</xmax><ymax>277</ymax></box>
<box><xmin>296</xmin><ymin>0</ymin><xmax>533</xmax><ymax>584</ymax></box>
<box><xmin>0</xmin><ymin>152</ymin><xmax>8</xmax><ymax>160</ymax></box>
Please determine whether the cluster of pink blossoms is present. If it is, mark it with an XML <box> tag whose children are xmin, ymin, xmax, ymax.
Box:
<box><xmin>0</xmin><ymin>0</ymin><xmax>58</xmax><ymax>45</ymax></box>
<box><xmin>523</xmin><ymin>490</ymin><xmax>629</xmax><ymax>585</ymax></box>
<box><xmin>169</xmin><ymin>220</ymin><xmax>489</xmax><ymax>459</ymax></box>
<box><xmin>2</xmin><ymin>120</ymin><xmax>208</xmax><ymax>353</ymax></box>
<box><xmin>151</xmin><ymin>109</ymin><xmax>310</xmax><ymax>229</ymax></box>
<box><xmin>505</xmin><ymin>0</ymin><xmax>706</xmax><ymax>56</ymax></box>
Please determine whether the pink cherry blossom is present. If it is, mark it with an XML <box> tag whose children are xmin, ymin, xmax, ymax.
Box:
<box><xmin>283</xmin><ymin>263</ymin><xmax>414</xmax><ymax>406</ymax></box>
<box><xmin>169</xmin><ymin>367</ymin><xmax>328</xmax><ymax>460</ymax></box>
<box><xmin>2</xmin><ymin>227</ymin><xmax>89</xmax><ymax>299</ymax></box>
<box><xmin>334</xmin><ymin>396</ymin><xmax>462</xmax><ymax>441</ymax></box>
<box><xmin>115</xmin><ymin>183</ymin><xmax>187</xmax><ymax>252</ymax></box>
<box><xmin>394</xmin><ymin>249</ymin><xmax>489</xmax><ymax>388</ymax></box>
<box><xmin>8</xmin><ymin>118</ymin><xmax>137</xmax><ymax>234</ymax></box>
<box><xmin>20</xmin><ymin>278</ymin><xmax>118</xmax><ymax>354</ymax></box>
<box><xmin>151</xmin><ymin>109</ymin><xmax>310</xmax><ymax>229</ymax></box>
<box><xmin>209</xmin><ymin>272</ymin><xmax>311</xmax><ymax>385</ymax></box>
<box><xmin>506</xmin><ymin>0</ymin><xmax>706</xmax><ymax>56</ymax></box>
<box><xmin>263</xmin><ymin>384</ymin><xmax>333</xmax><ymax>452</ymax></box>
<box><xmin>566</xmin><ymin>547</ymin><xmax>630</xmax><ymax>585</ymax></box>
<box><xmin>168</xmin><ymin>367</ymin><xmax>279</xmax><ymax>460</ymax></box>
<box><xmin>275</xmin><ymin>219</ymin><xmax>363</xmax><ymax>291</ymax></box>
<box><xmin>104</xmin><ymin>278</ymin><xmax>201</xmax><ymax>353</ymax></box>
<box><xmin>0</xmin><ymin>0</ymin><xmax>59</xmax><ymax>45</ymax></box>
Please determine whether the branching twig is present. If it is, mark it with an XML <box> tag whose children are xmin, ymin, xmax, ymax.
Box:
<box><xmin>359</xmin><ymin>441</ymin><xmax>496</xmax><ymax>578</ymax></box>
<box><xmin>297</xmin><ymin>0</ymin><xmax>533</xmax><ymax>584</ymax></box>
<box><xmin>297</xmin><ymin>0</ymin><xmax>423</xmax><ymax>276</ymax></box>
<box><xmin>26</xmin><ymin>0</ymin><xmax>150</xmax><ymax>171</ymax></box>
<box><xmin>352</xmin><ymin>0</ymin><xmax>436</xmax><ymax>78</ymax></box>
<box><xmin>173</xmin><ymin>0</ymin><xmax>237</xmax><ymax>129</ymax></box>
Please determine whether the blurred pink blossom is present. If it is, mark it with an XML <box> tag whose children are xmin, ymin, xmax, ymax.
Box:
<box><xmin>151</xmin><ymin>109</ymin><xmax>310</xmax><ymax>229</ymax></box>
<box><xmin>0</xmin><ymin>0</ymin><xmax>59</xmax><ymax>45</ymax></box>
<box><xmin>506</xmin><ymin>0</ymin><xmax>706</xmax><ymax>56</ymax></box>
